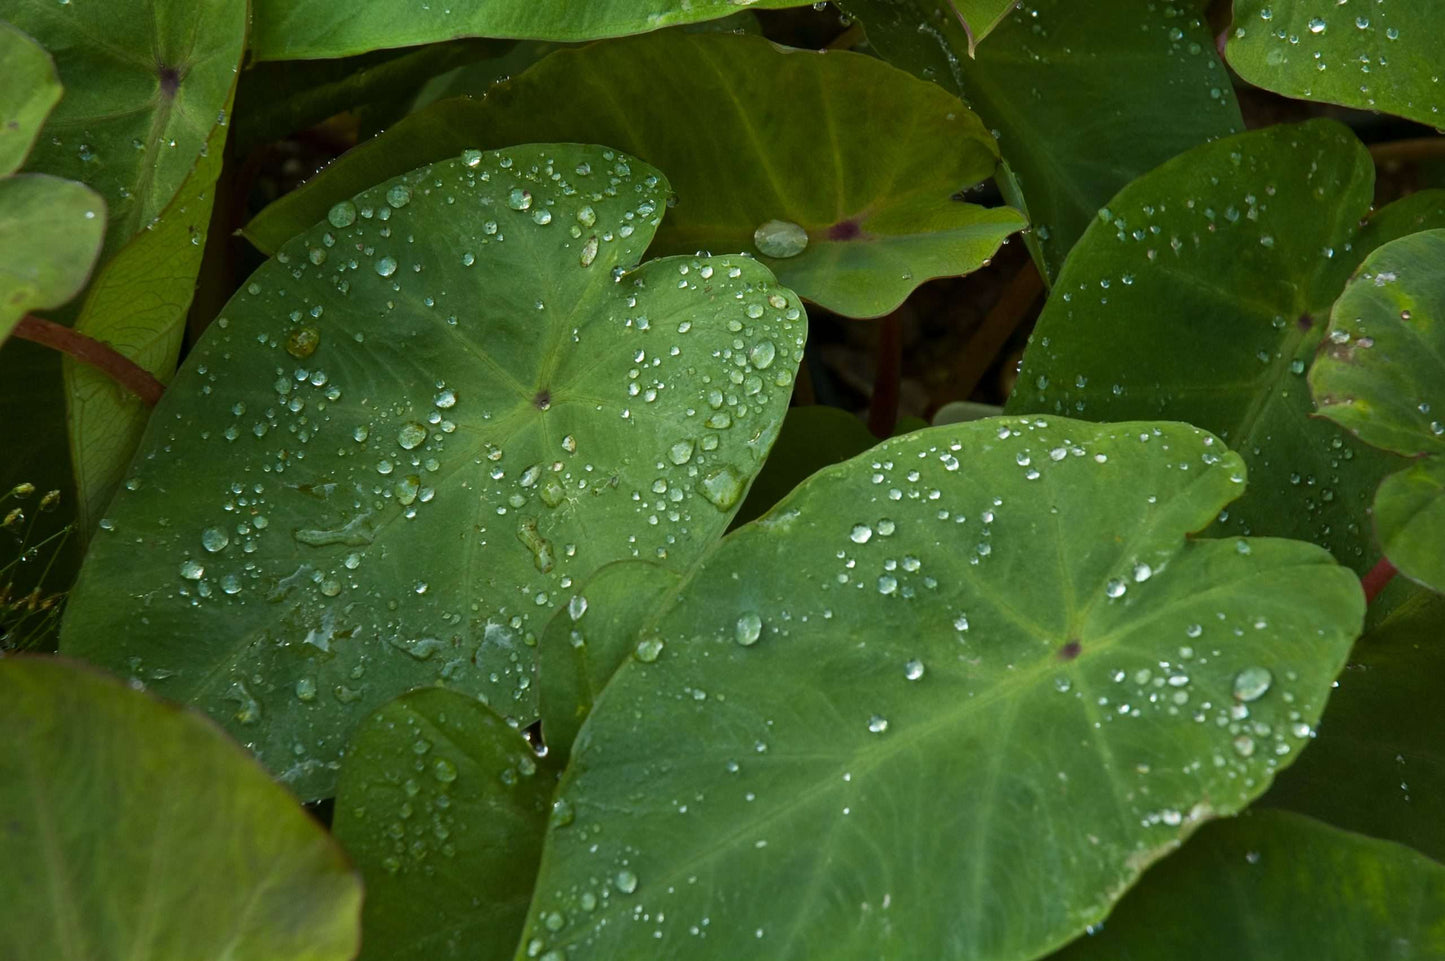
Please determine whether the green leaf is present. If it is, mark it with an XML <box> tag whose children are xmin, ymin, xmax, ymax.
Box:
<box><xmin>732</xmin><ymin>404</ymin><xmax>879</xmax><ymax>527</ymax></box>
<box><xmin>944</xmin><ymin>0</ymin><xmax>1017</xmax><ymax>53</ymax></box>
<box><xmin>248</xmin><ymin>0</ymin><xmax>811</xmax><ymax>61</ymax></box>
<box><xmin>517</xmin><ymin>415</ymin><xmax>1364</xmax><ymax>961</ymax></box>
<box><xmin>840</xmin><ymin>0</ymin><xmax>1243</xmax><ymax>278</ymax></box>
<box><xmin>1227</xmin><ymin>1</ymin><xmax>1444</xmax><ymax>127</ymax></box>
<box><xmin>1008</xmin><ymin>121</ymin><xmax>1445</xmax><ymax>576</ymax></box>
<box><xmin>1047</xmin><ymin>810</ymin><xmax>1445</xmax><ymax>960</ymax></box>
<box><xmin>0</xmin><ymin>174</ymin><xmax>105</xmax><ymax>341</ymax></box>
<box><xmin>245</xmin><ymin>33</ymin><xmax>1022</xmax><ymax>319</ymax></box>
<box><xmin>61</xmin><ymin>143</ymin><xmax>806</xmax><ymax>800</ymax></box>
<box><xmin>1311</xmin><ymin>229</ymin><xmax>1445</xmax><ymax>593</ymax></box>
<box><xmin>0</xmin><ymin>656</ymin><xmax>362</xmax><ymax>961</ymax></box>
<box><xmin>538</xmin><ymin>559</ymin><xmax>681</xmax><ymax>762</ymax></box>
<box><xmin>9</xmin><ymin>0</ymin><xmax>247</xmax><ymax>261</ymax></box>
<box><xmin>1262</xmin><ymin>586</ymin><xmax>1445</xmax><ymax>861</ymax></box>
<box><xmin>333</xmin><ymin>688</ymin><xmax>552</xmax><ymax>961</ymax></box>
<box><xmin>0</xmin><ymin>20</ymin><xmax>60</xmax><ymax>177</ymax></box>
<box><xmin>64</xmin><ymin>102</ymin><xmax>233</xmax><ymax>537</ymax></box>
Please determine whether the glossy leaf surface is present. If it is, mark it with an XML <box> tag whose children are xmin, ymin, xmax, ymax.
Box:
<box><xmin>0</xmin><ymin>656</ymin><xmax>362</xmax><ymax>961</ymax></box>
<box><xmin>0</xmin><ymin>20</ymin><xmax>60</xmax><ymax>176</ymax></box>
<box><xmin>518</xmin><ymin>416</ymin><xmax>1363</xmax><ymax>961</ymax></box>
<box><xmin>841</xmin><ymin>0</ymin><xmax>1242</xmax><ymax>278</ymax></box>
<box><xmin>334</xmin><ymin>688</ymin><xmax>552</xmax><ymax>961</ymax></box>
<box><xmin>64</xmin><ymin>104</ymin><xmax>232</xmax><ymax>535</ymax></box>
<box><xmin>249</xmin><ymin>0</ymin><xmax>811</xmax><ymax>61</ymax></box>
<box><xmin>1228</xmin><ymin>1</ymin><xmax>1444</xmax><ymax>126</ymax></box>
<box><xmin>1009</xmin><ymin>121</ymin><xmax>1445</xmax><ymax>576</ymax></box>
<box><xmin>1263</xmin><ymin>586</ymin><xmax>1445</xmax><ymax>861</ymax></box>
<box><xmin>8</xmin><ymin>0</ymin><xmax>246</xmax><ymax>261</ymax></box>
<box><xmin>1049</xmin><ymin>810</ymin><xmax>1445</xmax><ymax>960</ymax></box>
<box><xmin>0</xmin><ymin>174</ymin><xmax>104</xmax><ymax>340</ymax></box>
<box><xmin>61</xmin><ymin>144</ymin><xmax>805</xmax><ymax>800</ymax></box>
<box><xmin>246</xmin><ymin>33</ymin><xmax>1022</xmax><ymax>319</ymax></box>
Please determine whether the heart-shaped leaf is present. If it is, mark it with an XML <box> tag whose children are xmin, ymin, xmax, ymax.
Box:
<box><xmin>516</xmin><ymin>415</ymin><xmax>1363</xmax><ymax>961</ymax></box>
<box><xmin>9</xmin><ymin>0</ymin><xmax>247</xmax><ymax>261</ymax></box>
<box><xmin>0</xmin><ymin>656</ymin><xmax>362</xmax><ymax>961</ymax></box>
<box><xmin>1009</xmin><ymin>120</ymin><xmax>1445</xmax><ymax>576</ymax></box>
<box><xmin>60</xmin><ymin>143</ymin><xmax>805</xmax><ymax>800</ymax></box>
<box><xmin>1310</xmin><ymin>229</ymin><xmax>1445</xmax><ymax>593</ymax></box>
<box><xmin>0</xmin><ymin>20</ymin><xmax>60</xmax><ymax>177</ymax></box>
<box><xmin>1227</xmin><ymin>1</ymin><xmax>1444</xmax><ymax>127</ymax></box>
<box><xmin>245</xmin><ymin>33</ymin><xmax>1023</xmax><ymax>319</ymax></box>
<box><xmin>1048</xmin><ymin>810</ymin><xmax>1445</xmax><ymax>960</ymax></box>
<box><xmin>249</xmin><ymin>0</ymin><xmax>813</xmax><ymax>62</ymax></box>
<box><xmin>0</xmin><ymin>174</ymin><xmax>105</xmax><ymax>341</ymax></box>
<box><xmin>333</xmin><ymin>688</ymin><xmax>553</xmax><ymax>961</ymax></box>
<box><xmin>1263</xmin><ymin>586</ymin><xmax>1445</xmax><ymax>861</ymax></box>
<box><xmin>840</xmin><ymin>0</ymin><xmax>1243</xmax><ymax>278</ymax></box>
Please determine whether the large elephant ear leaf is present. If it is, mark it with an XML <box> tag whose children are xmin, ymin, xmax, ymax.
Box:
<box><xmin>0</xmin><ymin>20</ymin><xmax>61</xmax><ymax>177</ymax></box>
<box><xmin>60</xmin><ymin>143</ymin><xmax>806</xmax><ymax>801</ymax></box>
<box><xmin>1311</xmin><ymin>228</ymin><xmax>1445</xmax><ymax>594</ymax></box>
<box><xmin>0</xmin><ymin>656</ymin><xmax>362</xmax><ymax>961</ymax></box>
<box><xmin>516</xmin><ymin>415</ymin><xmax>1364</xmax><ymax>961</ymax></box>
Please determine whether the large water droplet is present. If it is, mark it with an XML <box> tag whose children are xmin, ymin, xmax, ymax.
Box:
<box><xmin>699</xmin><ymin>466</ymin><xmax>744</xmax><ymax>510</ymax></box>
<box><xmin>735</xmin><ymin>612</ymin><xmax>763</xmax><ymax>646</ymax></box>
<box><xmin>753</xmin><ymin>219</ymin><xmax>809</xmax><ymax>259</ymax></box>
<box><xmin>327</xmin><ymin>201</ymin><xmax>357</xmax><ymax>228</ymax></box>
<box><xmin>285</xmin><ymin>326</ymin><xmax>320</xmax><ymax>359</ymax></box>
<box><xmin>397</xmin><ymin>422</ymin><xmax>428</xmax><ymax>450</ymax></box>
<box><xmin>1232</xmin><ymin>666</ymin><xmax>1273</xmax><ymax>702</ymax></box>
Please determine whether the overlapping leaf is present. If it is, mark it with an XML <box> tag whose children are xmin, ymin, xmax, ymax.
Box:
<box><xmin>0</xmin><ymin>20</ymin><xmax>60</xmax><ymax>177</ymax></box>
<box><xmin>0</xmin><ymin>657</ymin><xmax>361</xmax><ymax>961</ymax></box>
<box><xmin>61</xmin><ymin>144</ymin><xmax>805</xmax><ymax>800</ymax></box>
<box><xmin>1009</xmin><ymin>121</ymin><xmax>1445</xmax><ymax>575</ymax></box>
<box><xmin>0</xmin><ymin>175</ymin><xmax>104</xmax><ymax>341</ymax></box>
<box><xmin>249</xmin><ymin>0</ymin><xmax>812</xmax><ymax>62</ymax></box>
<box><xmin>517</xmin><ymin>416</ymin><xmax>1363</xmax><ymax>961</ymax></box>
<box><xmin>840</xmin><ymin>0</ymin><xmax>1242</xmax><ymax>278</ymax></box>
<box><xmin>246</xmin><ymin>33</ymin><xmax>1022</xmax><ymax>319</ymax></box>
<box><xmin>1227</xmin><ymin>1</ymin><xmax>1444</xmax><ymax>127</ymax></box>
<box><xmin>1310</xmin><ymin>229</ymin><xmax>1445</xmax><ymax>593</ymax></box>
<box><xmin>333</xmin><ymin>688</ymin><xmax>553</xmax><ymax>961</ymax></box>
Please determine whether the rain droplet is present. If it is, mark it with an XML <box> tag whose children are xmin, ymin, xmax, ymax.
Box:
<box><xmin>753</xmin><ymin>219</ymin><xmax>809</xmax><ymax>259</ymax></box>
<box><xmin>285</xmin><ymin>326</ymin><xmax>320</xmax><ymax>359</ymax></box>
<box><xmin>201</xmin><ymin>527</ymin><xmax>229</xmax><ymax>552</ymax></box>
<box><xmin>1233</xmin><ymin>666</ymin><xmax>1273</xmax><ymax>702</ymax></box>
<box><xmin>386</xmin><ymin>184</ymin><xmax>412</xmax><ymax>208</ymax></box>
<box><xmin>375</xmin><ymin>256</ymin><xmax>398</xmax><ymax>278</ymax></box>
<box><xmin>433</xmin><ymin>758</ymin><xmax>458</xmax><ymax>783</ymax></box>
<box><xmin>904</xmin><ymin>659</ymin><xmax>925</xmax><ymax>681</ymax></box>
<box><xmin>635</xmin><ymin>636</ymin><xmax>664</xmax><ymax>663</ymax></box>
<box><xmin>615</xmin><ymin>869</ymin><xmax>639</xmax><ymax>894</ymax></box>
<box><xmin>867</xmin><ymin>715</ymin><xmax>889</xmax><ymax>734</ymax></box>
<box><xmin>397</xmin><ymin>422</ymin><xmax>428</xmax><ymax>450</ymax></box>
<box><xmin>735</xmin><ymin>612</ymin><xmax>763</xmax><ymax>647</ymax></box>
<box><xmin>327</xmin><ymin>201</ymin><xmax>357</xmax><ymax>228</ymax></box>
<box><xmin>849</xmin><ymin>523</ymin><xmax>873</xmax><ymax>544</ymax></box>
<box><xmin>179</xmin><ymin>559</ymin><xmax>204</xmax><ymax>580</ymax></box>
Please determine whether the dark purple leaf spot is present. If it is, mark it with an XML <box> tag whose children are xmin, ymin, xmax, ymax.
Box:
<box><xmin>158</xmin><ymin>64</ymin><xmax>182</xmax><ymax>97</ymax></box>
<box><xmin>1057</xmin><ymin>640</ymin><xmax>1082</xmax><ymax>661</ymax></box>
<box><xmin>1297</xmin><ymin>313</ymin><xmax>1314</xmax><ymax>331</ymax></box>
<box><xmin>533</xmin><ymin>389</ymin><xmax>551</xmax><ymax>410</ymax></box>
<box><xmin>827</xmin><ymin>219</ymin><xmax>863</xmax><ymax>242</ymax></box>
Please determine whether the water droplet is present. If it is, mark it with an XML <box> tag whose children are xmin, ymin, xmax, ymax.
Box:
<box><xmin>201</xmin><ymin>527</ymin><xmax>229</xmax><ymax>552</ymax></box>
<box><xmin>568</xmin><ymin>595</ymin><xmax>588</xmax><ymax>621</ymax></box>
<box><xmin>386</xmin><ymin>184</ymin><xmax>412</xmax><ymax>208</ymax></box>
<box><xmin>849</xmin><ymin>523</ymin><xmax>873</xmax><ymax>544</ymax></box>
<box><xmin>433</xmin><ymin>758</ymin><xmax>458</xmax><ymax>783</ymax></box>
<box><xmin>635</xmin><ymin>636</ymin><xmax>664</xmax><ymax>663</ymax></box>
<box><xmin>397</xmin><ymin>422</ymin><xmax>428</xmax><ymax>450</ymax></box>
<box><xmin>508</xmin><ymin>188</ymin><xmax>532</xmax><ymax>211</ymax></box>
<box><xmin>735</xmin><ymin>612</ymin><xmax>763</xmax><ymax>647</ymax></box>
<box><xmin>1233</xmin><ymin>666</ymin><xmax>1273</xmax><ymax>702</ymax></box>
<box><xmin>867</xmin><ymin>715</ymin><xmax>889</xmax><ymax>734</ymax></box>
<box><xmin>327</xmin><ymin>201</ymin><xmax>357</xmax><ymax>228</ymax></box>
<box><xmin>748</xmin><ymin>340</ymin><xmax>777</xmax><ymax>369</ymax></box>
<box><xmin>904</xmin><ymin>659</ymin><xmax>925</xmax><ymax>680</ymax></box>
<box><xmin>179</xmin><ymin>559</ymin><xmax>204</xmax><ymax>580</ymax></box>
<box><xmin>285</xmin><ymin>326</ymin><xmax>320</xmax><ymax>359</ymax></box>
<box><xmin>753</xmin><ymin>219</ymin><xmax>809</xmax><ymax>259</ymax></box>
<box><xmin>615</xmin><ymin>869</ymin><xmax>639</xmax><ymax>894</ymax></box>
<box><xmin>698</xmin><ymin>466</ymin><xmax>744</xmax><ymax>510</ymax></box>
<box><xmin>375</xmin><ymin>256</ymin><xmax>398</xmax><ymax>278</ymax></box>
<box><xmin>668</xmin><ymin>440</ymin><xmax>695</xmax><ymax>465</ymax></box>
<box><xmin>550</xmin><ymin>798</ymin><xmax>575</xmax><ymax>827</ymax></box>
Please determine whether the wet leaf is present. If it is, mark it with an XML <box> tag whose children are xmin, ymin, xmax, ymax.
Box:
<box><xmin>0</xmin><ymin>174</ymin><xmax>105</xmax><ymax>341</ymax></box>
<box><xmin>60</xmin><ymin>143</ymin><xmax>805</xmax><ymax>800</ymax></box>
<box><xmin>1262</xmin><ymin>586</ymin><xmax>1445</xmax><ymax>861</ymax></box>
<box><xmin>840</xmin><ymin>0</ymin><xmax>1242</xmax><ymax>278</ymax></box>
<box><xmin>0</xmin><ymin>656</ymin><xmax>361</xmax><ymax>961</ymax></box>
<box><xmin>1048</xmin><ymin>810</ymin><xmax>1445</xmax><ymax>960</ymax></box>
<box><xmin>1009</xmin><ymin>121</ymin><xmax>1445</xmax><ymax>576</ymax></box>
<box><xmin>249</xmin><ymin>0</ymin><xmax>812</xmax><ymax>61</ymax></box>
<box><xmin>1227</xmin><ymin>1</ymin><xmax>1444</xmax><ymax>127</ymax></box>
<box><xmin>245</xmin><ymin>33</ymin><xmax>1022</xmax><ymax>319</ymax></box>
<box><xmin>517</xmin><ymin>415</ymin><xmax>1363</xmax><ymax>961</ymax></box>
<box><xmin>539</xmin><ymin>559</ymin><xmax>681</xmax><ymax>762</ymax></box>
<box><xmin>9</xmin><ymin>0</ymin><xmax>247</xmax><ymax>261</ymax></box>
<box><xmin>333</xmin><ymin>688</ymin><xmax>552</xmax><ymax>961</ymax></box>
<box><xmin>64</xmin><ymin>101</ymin><xmax>233</xmax><ymax>537</ymax></box>
<box><xmin>1311</xmin><ymin>229</ymin><xmax>1445</xmax><ymax>593</ymax></box>
<box><xmin>0</xmin><ymin>20</ymin><xmax>60</xmax><ymax>177</ymax></box>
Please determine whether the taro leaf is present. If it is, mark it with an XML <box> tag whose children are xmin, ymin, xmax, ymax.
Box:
<box><xmin>538</xmin><ymin>559</ymin><xmax>681</xmax><ymax>762</ymax></box>
<box><xmin>732</xmin><ymin>404</ymin><xmax>879</xmax><ymax>527</ymax></box>
<box><xmin>0</xmin><ymin>656</ymin><xmax>362</xmax><ymax>961</ymax></box>
<box><xmin>1263</xmin><ymin>586</ymin><xmax>1445</xmax><ymax>861</ymax></box>
<box><xmin>1008</xmin><ymin>121</ymin><xmax>1445</xmax><ymax>577</ymax></box>
<box><xmin>1047</xmin><ymin>810</ymin><xmax>1445</xmax><ymax>960</ymax></box>
<box><xmin>249</xmin><ymin>0</ymin><xmax>812</xmax><ymax>61</ymax></box>
<box><xmin>9</xmin><ymin>0</ymin><xmax>246</xmax><ymax>261</ymax></box>
<box><xmin>60</xmin><ymin>144</ymin><xmax>806</xmax><ymax>801</ymax></box>
<box><xmin>1311</xmin><ymin>229</ymin><xmax>1445</xmax><ymax>593</ymax></box>
<box><xmin>840</xmin><ymin>0</ymin><xmax>1242</xmax><ymax>279</ymax></box>
<box><xmin>333</xmin><ymin>688</ymin><xmax>552</xmax><ymax>961</ymax></box>
<box><xmin>515</xmin><ymin>415</ymin><xmax>1364</xmax><ymax>961</ymax></box>
<box><xmin>64</xmin><ymin>102</ymin><xmax>232</xmax><ymax>537</ymax></box>
<box><xmin>0</xmin><ymin>20</ymin><xmax>60</xmax><ymax>177</ymax></box>
<box><xmin>1227</xmin><ymin>1</ymin><xmax>1445</xmax><ymax>127</ymax></box>
<box><xmin>245</xmin><ymin>33</ymin><xmax>1022</xmax><ymax>319</ymax></box>
<box><xmin>0</xmin><ymin>174</ymin><xmax>105</xmax><ymax>341</ymax></box>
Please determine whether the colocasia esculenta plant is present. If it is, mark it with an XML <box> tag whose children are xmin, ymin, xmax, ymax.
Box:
<box><xmin>4</xmin><ymin>1</ymin><xmax>1445</xmax><ymax>958</ymax></box>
